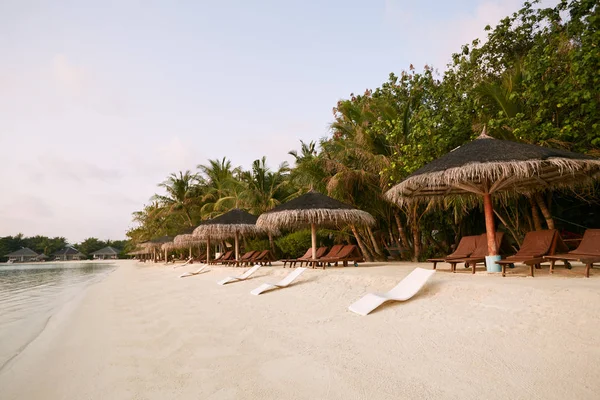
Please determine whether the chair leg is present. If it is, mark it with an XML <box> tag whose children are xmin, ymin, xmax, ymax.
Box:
<box><xmin>432</xmin><ymin>261</ymin><xmax>437</xmax><ymax>270</ymax></box>
<box><xmin>530</xmin><ymin>263</ymin><xmax>534</xmax><ymax>277</ymax></box>
<box><xmin>586</xmin><ymin>263</ymin><xmax>591</xmax><ymax>278</ymax></box>
<box><xmin>472</xmin><ymin>263</ymin><xmax>476</xmax><ymax>274</ymax></box>
<box><xmin>549</xmin><ymin>260</ymin><xmax>555</xmax><ymax>274</ymax></box>
<box><xmin>502</xmin><ymin>263</ymin><xmax>506</xmax><ymax>277</ymax></box>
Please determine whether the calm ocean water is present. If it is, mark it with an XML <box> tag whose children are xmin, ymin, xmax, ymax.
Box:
<box><xmin>0</xmin><ymin>262</ymin><xmax>116</xmax><ymax>370</ymax></box>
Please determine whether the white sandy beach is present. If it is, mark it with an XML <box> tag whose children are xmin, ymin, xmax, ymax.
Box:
<box><xmin>1</xmin><ymin>260</ymin><xmax>599</xmax><ymax>399</ymax></box>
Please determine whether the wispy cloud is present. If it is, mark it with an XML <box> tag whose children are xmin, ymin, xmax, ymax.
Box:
<box><xmin>23</xmin><ymin>155</ymin><xmax>123</xmax><ymax>184</ymax></box>
<box><xmin>381</xmin><ymin>0</ymin><xmax>556</xmax><ymax>70</ymax></box>
<box><xmin>51</xmin><ymin>54</ymin><xmax>128</xmax><ymax>116</ymax></box>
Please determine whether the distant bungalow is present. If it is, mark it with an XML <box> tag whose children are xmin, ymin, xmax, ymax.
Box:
<box><xmin>5</xmin><ymin>247</ymin><xmax>39</xmax><ymax>263</ymax></box>
<box><xmin>91</xmin><ymin>246</ymin><xmax>120</xmax><ymax>260</ymax></box>
<box><xmin>53</xmin><ymin>246</ymin><xmax>85</xmax><ymax>261</ymax></box>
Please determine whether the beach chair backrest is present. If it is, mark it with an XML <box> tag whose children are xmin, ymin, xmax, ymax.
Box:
<box><xmin>241</xmin><ymin>250</ymin><xmax>257</xmax><ymax>260</ymax></box>
<box><xmin>221</xmin><ymin>251</ymin><xmax>234</xmax><ymax>260</ymax></box>
<box><xmin>323</xmin><ymin>244</ymin><xmax>344</xmax><ymax>258</ymax></box>
<box><xmin>571</xmin><ymin>229</ymin><xmax>600</xmax><ymax>256</ymax></box>
<box><xmin>253</xmin><ymin>250</ymin><xmax>269</xmax><ymax>260</ymax></box>
<box><xmin>297</xmin><ymin>248</ymin><xmax>313</xmax><ymax>260</ymax></box>
<box><xmin>448</xmin><ymin>235</ymin><xmax>479</xmax><ymax>258</ymax></box>
<box><xmin>515</xmin><ymin>230</ymin><xmax>556</xmax><ymax>257</ymax></box>
<box><xmin>240</xmin><ymin>264</ymin><xmax>261</xmax><ymax>279</ymax></box>
<box><xmin>316</xmin><ymin>247</ymin><xmax>328</xmax><ymax>258</ymax></box>
<box><xmin>471</xmin><ymin>232</ymin><xmax>504</xmax><ymax>258</ymax></box>
<box><xmin>279</xmin><ymin>267</ymin><xmax>307</xmax><ymax>286</ymax></box>
<box><xmin>331</xmin><ymin>245</ymin><xmax>357</xmax><ymax>259</ymax></box>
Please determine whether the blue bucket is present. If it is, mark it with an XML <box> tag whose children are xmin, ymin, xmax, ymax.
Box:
<box><xmin>485</xmin><ymin>255</ymin><xmax>502</xmax><ymax>273</ymax></box>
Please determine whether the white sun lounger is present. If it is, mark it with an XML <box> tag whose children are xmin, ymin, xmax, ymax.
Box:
<box><xmin>173</xmin><ymin>258</ymin><xmax>193</xmax><ymax>269</ymax></box>
<box><xmin>250</xmin><ymin>267</ymin><xmax>307</xmax><ymax>295</ymax></box>
<box><xmin>179</xmin><ymin>265</ymin><xmax>208</xmax><ymax>278</ymax></box>
<box><xmin>348</xmin><ymin>268</ymin><xmax>435</xmax><ymax>316</ymax></box>
<box><xmin>217</xmin><ymin>264</ymin><xmax>262</xmax><ymax>285</ymax></box>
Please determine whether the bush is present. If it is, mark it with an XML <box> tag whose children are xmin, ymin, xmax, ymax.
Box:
<box><xmin>275</xmin><ymin>229</ymin><xmax>329</xmax><ymax>259</ymax></box>
<box><xmin>244</xmin><ymin>238</ymin><xmax>271</xmax><ymax>253</ymax></box>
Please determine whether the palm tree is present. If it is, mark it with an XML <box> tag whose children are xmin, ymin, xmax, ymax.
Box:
<box><xmin>197</xmin><ymin>157</ymin><xmax>244</xmax><ymax>218</ymax></box>
<box><xmin>240</xmin><ymin>157</ymin><xmax>292</xmax><ymax>214</ymax></box>
<box><xmin>152</xmin><ymin>170</ymin><xmax>200</xmax><ymax>226</ymax></box>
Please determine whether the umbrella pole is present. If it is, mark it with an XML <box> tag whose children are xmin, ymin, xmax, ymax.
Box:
<box><xmin>164</xmin><ymin>248</ymin><xmax>168</xmax><ymax>263</ymax></box>
<box><xmin>206</xmin><ymin>237</ymin><xmax>211</xmax><ymax>263</ymax></box>
<box><xmin>189</xmin><ymin>247</ymin><xmax>192</xmax><ymax>259</ymax></box>
<box><xmin>311</xmin><ymin>223</ymin><xmax>317</xmax><ymax>261</ymax></box>
<box><xmin>235</xmin><ymin>231</ymin><xmax>240</xmax><ymax>261</ymax></box>
<box><xmin>483</xmin><ymin>193</ymin><xmax>499</xmax><ymax>256</ymax></box>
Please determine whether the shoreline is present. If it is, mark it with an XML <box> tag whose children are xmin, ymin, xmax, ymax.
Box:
<box><xmin>0</xmin><ymin>263</ymin><xmax>117</xmax><ymax>372</ymax></box>
<box><xmin>1</xmin><ymin>260</ymin><xmax>599</xmax><ymax>399</ymax></box>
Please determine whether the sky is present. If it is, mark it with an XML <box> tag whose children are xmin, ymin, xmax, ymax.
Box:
<box><xmin>0</xmin><ymin>0</ymin><xmax>556</xmax><ymax>243</ymax></box>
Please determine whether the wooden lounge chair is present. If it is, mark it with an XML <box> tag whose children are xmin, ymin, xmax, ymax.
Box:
<box><xmin>308</xmin><ymin>244</ymin><xmax>345</xmax><ymax>268</ymax></box>
<box><xmin>282</xmin><ymin>247</ymin><xmax>328</xmax><ymax>268</ymax></box>
<box><xmin>251</xmin><ymin>250</ymin><xmax>276</xmax><ymax>266</ymax></box>
<box><xmin>348</xmin><ymin>268</ymin><xmax>436</xmax><ymax>316</ymax></box>
<box><xmin>208</xmin><ymin>250</ymin><xmax>233</xmax><ymax>265</ymax></box>
<box><xmin>427</xmin><ymin>235</ymin><xmax>480</xmax><ymax>270</ymax></box>
<box><xmin>282</xmin><ymin>248</ymin><xmax>311</xmax><ymax>267</ymax></box>
<box><xmin>447</xmin><ymin>232</ymin><xmax>505</xmax><ymax>274</ymax></box>
<box><xmin>250</xmin><ymin>267</ymin><xmax>307</xmax><ymax>295</ymax></box>
<box><xmin>545</xmin><ymin>229</ymin><xmax>600</xmax><ymax>277</ymax></box>
<box><xmin>225</xmin><ymin>250</ymin><xmax>257</xmax><ymax>267</ymax></box>
<box><xmin>311</xmin><ymin>244</ymin><xmax>364</xmax><ymax>269</ymax></box>
<box><xmin>497</xmin><ymin>229</ymin><xmax>568</xmax><ymax>277</ymax></box>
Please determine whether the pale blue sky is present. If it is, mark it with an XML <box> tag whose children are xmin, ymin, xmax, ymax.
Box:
<box><xmin>0</xmin><ymin>0</ymin><xmax>554</xmax><ymax>242</ymax></box>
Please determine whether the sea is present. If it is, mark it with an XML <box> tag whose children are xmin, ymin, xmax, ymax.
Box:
<box><xmin>0</xmin><ymin>262</ymin><xmax>116</xmax><ymax>371</ymax></box>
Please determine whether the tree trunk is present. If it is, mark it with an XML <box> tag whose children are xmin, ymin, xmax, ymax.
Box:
<box><xmin>184</xmin><ymin>208</ymin><xmax>193</xmax><ymax>226</ymax></box>
<box><xmin>528</xmin><ymin>195</ymin><xmax>543</xmax><ymax>231</ymax></box>
<box><xmin>493</xmin><ymin>209</ymin><xmax>521</xmax><ymax>248</ymax></box>
<box><xmin>268</xmin><ymin>232</ymin><xmax>275</xmax><ymax>254</ymax></box>
<box><xmin>483</xmin><ymin>193</ymin><xmax>499</xmax><ymax>256</ymax></box>
<box><xmin>366</xmin><ymin>226</ymin><xmax>385</xmax><ymax>260</ymax></box>
<box><xmin>350</xmin><ymin>225</ymin><xmax>373</xmax><ymax>262</ymax></box>
<box><xmin>410</xmin><ymin>205</ymin><xmax>421</xmax><ymax>262</ymax></box>
<box><xmin>394</xmin><ymin>211</ymin><xmax>411</xmax><ymax>250</ymax></box>
<box><xmin>535</xmin><ymin>192</ymin><xmax>555</xmax><ymax>229</ymax></box>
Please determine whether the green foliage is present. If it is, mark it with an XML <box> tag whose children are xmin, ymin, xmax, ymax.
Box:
<box><xmin>0</xmin><ymin>235</ymin><xmax>68</xmax><ymax>261</ymax></box>
<box><xmin>274</xmin><ymin>230</ymin><xmax>329</xmax><ymax>259</ymax></box>
<box><xmin>128</xmin><ymin>0</ymin><xmax>600</xmax><ymax>261</ymax></box>
<box><xmin>244</xmin><ymin>238</ymin><xmax>271</xmax><ymax>253</ymax></box>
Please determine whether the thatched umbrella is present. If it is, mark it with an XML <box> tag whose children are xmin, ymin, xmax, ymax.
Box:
<box><xmin>256</xmin><ymin>191</ymin><xmax>376</xmax><ymax>260</ymax></box>
<box><xmin>161</xmin><ymin>241</ymin><xmax>177</xmax><ymax>262</ymax></box>
<box><xmin>193</xmin><ymin>208</ymin><xmax>262</xmax><ymax>261</ymax></box>
<box><xmin>174</xmin><ymin>227</ymin><xmax>204</xmax><ymax>258</ymax></box>
<box><xmin>144</xmin><ymin>236</ymin><xmax>172</xmax><ymax>261</ymax></box>
<box><xmin>386</xmin><ymin>131</ymin><xmax>600</xmax><ymax>269</ymax></box>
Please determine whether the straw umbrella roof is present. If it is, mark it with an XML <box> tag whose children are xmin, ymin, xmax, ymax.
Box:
<box><xmin>141</xmin><ymin>236</ymin><xmax>173</xmax><ymax>249</ymax></box>
<box><xmin>193</xmin><ymin>208</ymin><xmax>261</xmax><ymax>239</ymax></box>
<box><xmin>174</xmin><ymin>226</ymin><xmax>204</xmax><ymax>248</ymax></box>
<box><xmin>127</xmin><ymin>249</ymin><xmax>149</xmax><ymax>255</ymax></box>
<box><xmin>386</xmin><ymin>132</ymin><xmax>600</xmax><ymax>204</ymax></box>
<box><xmin>161</xmin><ymin>242</ymin><xmax>177</xmax><ymax>251</ymax></box>
<box><xmin>5</xmin><ymin>247</ymin><xmax>38</xmax><ymax>257</ymax></box>
<box><xmin>256</xmin><ymin>191</ymin><xmax>375</xmax><ymax>230</ymax></box>
<box><xmin>385</xmin><ymin>131</ymin><xmax>600</xmax><ymax>260</ymax></box>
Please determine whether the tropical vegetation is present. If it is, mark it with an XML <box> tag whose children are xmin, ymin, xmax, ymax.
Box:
<box><xmin>128</xmin><ymin>0</ymin><xmax>599</xmax><ymax>261</ymax></box>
